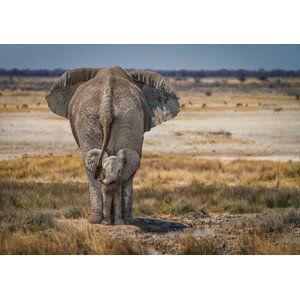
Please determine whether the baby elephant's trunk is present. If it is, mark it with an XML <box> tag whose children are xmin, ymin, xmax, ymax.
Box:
<box><xmin>102</xmin><ymin>174</ymin><xmax>118</xmax><ymax>185</ymax></box>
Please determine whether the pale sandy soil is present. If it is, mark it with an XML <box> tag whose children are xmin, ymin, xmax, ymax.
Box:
<box><xmin>0</xmin><ymin>108</ymin><xmax>300</xmax><ymax>161</ymax></box>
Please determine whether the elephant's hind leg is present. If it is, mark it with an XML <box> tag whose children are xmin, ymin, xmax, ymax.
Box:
<box><xmin>86</xmin><ymin>171</ymin><xmax>103</xmax><ymax>224</ymax></box>
<box><xmin>113</xmin><ymin>186</ymin><xmax>124</xmax><ymax>225</ymax></box>
<box><xmin>122</xmin><ymin>177</ymin><xmax>133</xmax><ymax>222</ymax></box>
<box><xmin>102</xmin><ymin>189</ymin><xmax>113</xmax><ymax>225</ymax></box>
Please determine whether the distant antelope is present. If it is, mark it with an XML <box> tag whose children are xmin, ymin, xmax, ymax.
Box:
<box><xmin>180</xmin><ymin>104</ymin><xmax>186</xmax><ymax>108</ymax></box>
<box><xmin>16</xmin><ymin>105</ymin><xmax>19</xmax><ymax>108</ymax></box>
<box><xmin>236</xmin><ymin>103</ymin><xmax>243</xmax><ymax>108</ymax></box>
<box><xmin>36</xmin><ymin>102</ymin><xmax>41</xmax><ymax>106</ymax></box>
<box><xmin>202</xmin><ymin>103</ymin><xmax>207</xmax><ymax>108</ymax></box>
<box><xmin>274</xmin><ymin>107</ymin><xmax>282</xmax><ymax>113</ymax></box>
<box><xmin>3</xmin><ymin>104</ymin><xmax>6</xmax><ymax>108</ymax></box>
<box><xmin>258</xmin><ymin>102</ymin><xmax>261</xmax><ymax>106</ymax></box>
<box><xmin>245</xmin><ymin>104</ymin><xmax>248</xmax><ymax>107</ymax></box>
<box><xmin>223</xmin><ymin>101</ymin><xmax>228</xmax><ymax>105</ymax></box>
<box><xmin>21</xmin><ymin>104</ymin><xmax>28</xmax><ymax>109</ymax></box>
<box><xmin>188</xmin><ymin>101</ymin><xmax>193</xmax><ymax>105</ymax></box>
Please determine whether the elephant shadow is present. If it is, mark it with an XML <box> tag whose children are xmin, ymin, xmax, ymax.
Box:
<box><xmin>126</xmin><ymin>217</ymin><xmax>187</xmax><ymax>233</ymax></box>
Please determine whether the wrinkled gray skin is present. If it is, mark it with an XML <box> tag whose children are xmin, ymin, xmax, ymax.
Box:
<box><xmin>87</xmin><ymin>148</ymin><xmax>138</xmax><ymax>224</ymax></box>
<box><xmin>101</xmin><ymin>154</ymin><xmax>124</xmax><ymax>225</ymax></box>
<box><xmin>101</xmin><ymin>153</ymin><xmax>129</xmax><ymax>225</ymax></box>
<box><xmin>45</xmin><ymin>66</ymin><xmax>179</xmax><ymax>224</ymax></box>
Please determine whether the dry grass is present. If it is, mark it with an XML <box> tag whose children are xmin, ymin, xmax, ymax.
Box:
<box><xmin>143</xmin><ymin>140</ymin><xmax>162</xmax><ymax>146</ymax></box>
<box><xmin>0</xmin><ymin>90</ymin><xmax>47</xmax><ymax>97</ymax></box>
<box><xmin>178</xmin><ymin>90</ymin><xmax>299</xmax><ymax>111</ymax></box>
<box><xmin>1</xmin><ymin>76</ymin><xmax>300</xmax><ymax>254</ymax></box>
<box><xmin>46</xmin><ymin>116</ymin><xmax>68</xmax><ymax>121</ymax></box>
<box><xmin>180</xmin><ymin>106</ymin><xmax>258</xmax><ymax>112</ymax></box>
<box><xmin>0</xmin><ymin>107</ymin><xmax>49</xmax><ymax>113</ymax></box>
<box><xmin>0</xmin><ymin>156</ymin><xmax>86</xmax><ymax>182</ymax></box>
<box><xmin>184</xmin><ymin>136</ymin><xmax>249</xmax><ymax>145</ymax></box>
<box><xmin>1</xmin><ymin>155</ymin><xmax>299</xmax><ymax>220</ymax></box>
<box><xmin>0</xmin><ymin>223</ymin><xmax>147</xmax><ymax>254</ymax></box>
<box><xmin>0</xmin><ymin>155</ymin><xmax>299</xmax><ymax>254</ymax></box>
<box><xmin>179</xmin><ymin>210</ymin><xmax>300</xmax><ymax>255</ymax></box>
<box><xmin>177</xmin><ymin>229</ymin><xmax>300</xmax><ymax>255</ymax></box>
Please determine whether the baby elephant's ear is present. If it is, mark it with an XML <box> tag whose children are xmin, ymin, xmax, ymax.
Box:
<box><xmin>85</xmin><ymin>149</ymin><xmax>108</xmax><ymax>178</ymax></box>
<box><xmin>117</xmin><ymin>149</ymin><xmax>140</xmax><ymax>182</ymax></box>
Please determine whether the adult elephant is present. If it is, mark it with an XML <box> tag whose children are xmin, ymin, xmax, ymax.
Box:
<box><xmin>46</xmin><ymin>66</ymin><xmax>180</xmax><ymax>224</ymax></box>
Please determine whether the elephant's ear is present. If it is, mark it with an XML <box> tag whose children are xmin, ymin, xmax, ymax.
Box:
<box><xmin>117</xmin><ymin>149</ymin><xmax>140</xmax><ymax>182</ymax></box>
<box><xmin>128</xmin><ymin>70</ymin><xmax>180</xmax><ymax>130</ymax></box>
<box><xmin>85</xmin><ymin>149</ymin><xmax>108</xmax><ymax>178</ymax></box>
<box><xmin>45</xmin><ymin>68</ymin><xmax>99</xmax><ymax>118</ymax></box>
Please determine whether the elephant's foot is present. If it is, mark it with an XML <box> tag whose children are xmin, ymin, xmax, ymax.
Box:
<box><xmin>101</xmin><ymin>218</ymin><xmax>112</xmax><ymax>225</ymax></box>
<box><xmin>114</xmin><ymin>218</ymin><xmax>124</xmax><ymax>225</ymax></box>
<box><xmin>123</xmin><ymin>217</ymin><xmax>133</xmax><ymax>225</ymax></box>
<box><xmin>88</xmin><ymin>213</ymin><xmax>102</xmax><ymax>224</ymax></box>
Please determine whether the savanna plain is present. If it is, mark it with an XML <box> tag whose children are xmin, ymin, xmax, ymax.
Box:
<box><xmin>0</xmin><ymin>75</ymin><xmax>300</xmax><ymax>254</ymax></box>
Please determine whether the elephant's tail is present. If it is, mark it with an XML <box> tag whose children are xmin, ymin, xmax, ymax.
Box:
<box><xmin>98</xmin><ymin>86</ymin><xmax>113</xmax><ymax>178</ymax></box>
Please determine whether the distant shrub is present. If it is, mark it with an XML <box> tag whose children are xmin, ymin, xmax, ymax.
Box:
<box><xmin>205</xmin><ymin>91</ymin><xmax>212</xmax><ymax>96</ymax></box>
<box><xmin>175</xmin><ymin>76</ymin><xmax>187</xmax><ymax>81</ymax></box>
<box><xmin>194</xmin><ymin>77</ymin><xmax>201</xmax><ymax>84</ymax></box>
<box><xmin>258</xmin><ymin>74</ymin><xmax>268</xmax><ymax>81</ymax></box>
<box><xmin>237</xmin><ymin>75</ymin><xmax>246</xmax><ymax>83</ymax></box>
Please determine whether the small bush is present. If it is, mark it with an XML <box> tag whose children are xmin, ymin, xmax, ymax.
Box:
<box><xmin>64</xmin><ymin>207</ymin><xmax>82</xmax><ymax>219</ymax></box>
<box><xmin>260</xmin><ymin>215</ymin><xmax>284</xmax><ymax>233</ymax></box>
<box><xmin>237</xmin><ymin>76</ymin><xmax>246</xmax><ymax>83</ymax></box>
<box><xmin>282</xmin><ymin>208</ymin><xmax>300</xmax><ymax>226</ymax></box>
<box><xmin>257</xmin><ymin>74</ymin><xmax>268</xmax><ymax>81</ymax></box>
<box><xmin>180</xmin><ymin>236</ymin><xmax>221</xmax><ymax>255</ymax></box>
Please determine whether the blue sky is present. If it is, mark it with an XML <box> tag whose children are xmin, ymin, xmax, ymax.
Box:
<box><xmin>0</xmin><ymin>45</ymin><xmax>299</xmax><ymax>70</ymax></box>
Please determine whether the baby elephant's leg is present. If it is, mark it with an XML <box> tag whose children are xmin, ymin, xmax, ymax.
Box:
<box><xmin>113</xmin><ymin>186</ymin><xmax>123</xmax><ymax>225</ymax></box>
<box><xmin>102</xmin><ymin>188</ymin><xmax>113</xmax><ymax>225</ymax></box>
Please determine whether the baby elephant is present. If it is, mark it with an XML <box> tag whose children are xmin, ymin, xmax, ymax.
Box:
<box><xmin>85</xmin><ymin>148</ymin><xmax>140</xmax><ymax>225</ymax></box>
